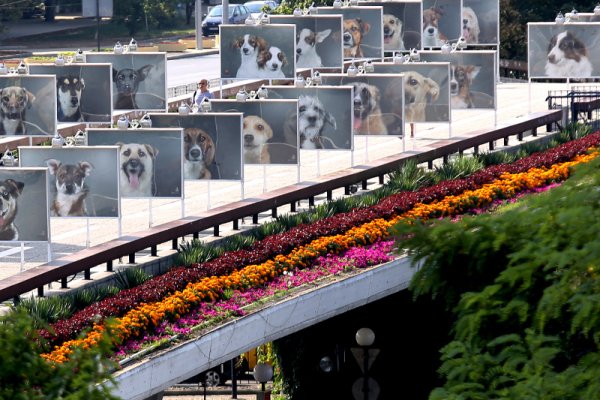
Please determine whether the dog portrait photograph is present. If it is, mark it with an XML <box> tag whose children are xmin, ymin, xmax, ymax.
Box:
<box><xmin>316</xmin><ymin>6</ymin><xmax>384</xmax><ymax>60</ymax></box>
<box><xmin>0</xmin><ymin>76</ymin><xmax>56</xmax><ymax>137</ymax></box>
<box><xmin>147</xmin><ymin>113</ymin><xmax>243</xmax><ymax>180</ymax></box>
<box><xmin>208</xmin><ymin>100</ymin><xmax>299</xmax><ymax>165</ymax></box>
<box><xmin>270</xmin><ymin>15</ymin><xmax>344</xmax><ymax>70</ymax></box>
<box><xmin>87</xmin><ymin>128</ymin><xmax>183</xmax><ymax>198</ymax></box>
<box><xmin>462</xmin><ymin>0</ymin><xmax>499</xmax><ymax>45</ymax></box>
<box><xmin>373</xmin><ymin>62</ymin><xmax>451</xmax><ymax>123</ymax></box>
<box><xmin>29</xmin><ymin>64</ymin><xmax>113</xmax><ymax>123</ymax></box>
<box><xmin>357</xmin><ymin>1</ymin><xmax>422</xmax><ymax>53</ymax></box>
<box><xmin>320</xmin><ymin>73</ymin><xmax>405</xmax><ymax>136</ymax></box>
<box><xmin>0</xmin><ymin>168</ymin><xmax>49</xmax><ymax>242</ymax></box>
<box><xmin>419</xmin><ymin>50</ymin><xmax>496</xmax><ymax>109</ymax></box>
<box><xmin>528</xmin><ymin>23</ymin><xmax>600</xmax><ymax>79</ymax></box>
<box><xmin>18</xmin><ymin>146</ymin><xmax>120</xmax><ymax>218</ymax></box>
<box><xmin>421</xmin><ymin>0</ymin><xmax>461</xmax><ymax>48</ymax></box>
<box><xmin>85</xmin><ymin>52</ymin><xmax>167</xmax><ymax>111</ymax></box>
<box><xmin>265</xmin><ymin>86</ymin><xmax>353</xmax><ymax>151</ymax></box>
<box><xmin>220</xmin><ymin>25</ymin><xmax>296</xmax><ymax>80</ymax></box>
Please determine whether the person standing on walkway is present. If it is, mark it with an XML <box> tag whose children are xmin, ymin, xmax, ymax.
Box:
<box><xmin>194</xmin><ymin>79</ymin><xmax>213</xmax><ymax>105</ymax></box>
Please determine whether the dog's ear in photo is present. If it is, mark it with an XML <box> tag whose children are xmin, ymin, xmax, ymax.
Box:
<box><xmin>279</xmin><ymin>50</ymin><xmax>288</xmax><ymax>67</ymax></box>
<box><xmin>78</xmin><ymin>161</ymin><xmax>94</xmax><ymax>177</ymax></box>
<box><xmin>46</xmin><ymin>158</ymin><xmax>62</xmax><ymax>175</ymax></box>
<box><xmin>424</xmin><ymin>77</ymin><xmax>440</xmax><ymax>102</ymax></box>
<box><xmin>143</xmin><ymin>143</ymin><xmax>159</xmax><ymax>159</ymax></box>
<box><xmin>317</xmin><ymin>29</ymin><xmax>332</xmax><ymax>43</ymax></box>
<box><xmin>136</xmin><ymin>64</ymin><xmax>154</xmax><ymax>82</ymax></box>
<box><xmin>358</xmin><ymin>18</ymin><xmax>371</xmax><ymax>35</ymax></box>
<box><xmin>5</xmin><ymin>179</ymin><xmax>25</xmax><ymax>195</ymax></box>
<box><xmin>232</xmin><ymin>36</ymin><xmax>244</xmax><ymax>49</ymax></box>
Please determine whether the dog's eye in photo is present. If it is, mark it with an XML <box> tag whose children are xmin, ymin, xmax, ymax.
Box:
<box><xmin>408</xmin><ymin>78</ymin><xmax>419</xmax><ymax>86</ymax></box>
<box><xmin>123</xmin><ymin>149</ymin><xmax>131</xmax><ymax>157</ymax></box>
<box><xmin>1</xmin><ymin>190</ymin><xmax>8</xmax><ymax>200</ymax></box>
<box><xmin>137</xmin><ymin>149</ymin><xmax>147</xmax><ymax>157</ymax></box>
<box><xmin>299</xmin><ymin>105</ymin><xmax>306</xmax><ymax>113</ymax></box>
<box><xmin>257</xmin><ymin>124</ymin><xmax>264</xmax><ymax>131</ymax></box>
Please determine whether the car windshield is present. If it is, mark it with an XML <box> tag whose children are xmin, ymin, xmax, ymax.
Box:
<box><xmin>245</xmin><ymin>2</ymin><xmax>269</xmax><ymax>12</ymax></box>
<box><xmin>207</xmin><ymin>5</ymin><xmax>236</xmax><ymax>17</ymax></box>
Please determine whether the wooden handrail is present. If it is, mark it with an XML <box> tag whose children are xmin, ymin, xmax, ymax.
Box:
<box><xmin>0</xmin><ymin>109</ymin><xmax>563</xmax><ymax>304</ymax></box>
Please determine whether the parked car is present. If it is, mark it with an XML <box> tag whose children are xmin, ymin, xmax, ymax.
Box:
<box><xmin>201</xmin><ymin>4</ymin><xmax>252</xmax><ymax>37</ymax></box>
<box><xmin>181</xmin><ymin>349</ymin><xmax>258</xmax><ymax>387</ymax></box>
<box><xmin>243</xmin><ymin>0</ymin><xmax>278</xmax><ymax>20</ymax></box>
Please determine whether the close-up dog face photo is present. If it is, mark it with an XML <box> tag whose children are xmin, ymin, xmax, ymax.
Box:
<box><xmin>421</xmin><ymin>0</ymin><xmax>461</xmax><ymax>48</ymax></box>
<box><xmin>18</xmin><ymin>146</ymin><xmax>120</xmax><ymax>218</ymax></box>
<box><xmin>264</xmin><ymin>86</ymin><xmax>353</xmax><ymax>151</ymax></box>
<box><xmin>220</xmin><ymin>25</ymin><xmax>296</xmax><ymax>80</ymax></box>
<box><xmin>358</xmin><ymin>1</ymin><xmax>422</xmax><ymax>53</ymax></box>
<box><xmin>316</xmin><ymin>6</ymin><xmax>384</xmax><ymax>60</ymax></box>
<box><xmin>208</xmin><ymin>100</ymin><xmax>299</xmax><ymax>165</ymax></box>
<box><xmin>0</xmin><ymin>76</ymin><xmax>56</xmax><ymax>137</ymax></box>
<box><xmin>0</xmin><ymin>168</ymin><xmax>48</xmax><ymax>242</ymax></box>
<box><xmin>86</xmin><ymin>128</ymin><xmax>183</xmax><ymax>198</ymax></box>
<box><xmin>528</xmin><ymin>23</ymin><xmax>600</xmax><ymax>79</ymax></box>
<box><xmin>85</xmin><ymin>53</ymin><xmax>167</xmax><ymax>111</ymax></box>
<box><xmin>419</xmin><ymin>50</ymin><xmax>496</xmax><ymax>109</ymax></box>
<box><xmin>147</xmin><ymin>113</ymin><xmax>243</xmax><ymax>180</ymax></box>
<box><xmin>319</xmin><ymin>74</ymin><xmax>405</xmax><ymax>136</ymax></box>
<box><xmin>28</xmin><ymin>64</ymin><xmax>113</xmax><ymax>123</ymax></box>
<box><xmin>269</xmin><ymin>15</ymin><xmax>344</xmax><ymax>70</ymax></box>
<box><xmin>373</xmin><ymin>62</ymin><xmax>450</xmax><ymax>123</ymax></box>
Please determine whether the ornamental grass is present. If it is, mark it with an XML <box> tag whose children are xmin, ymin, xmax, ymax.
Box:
<box><xmin>40</xmin><ymin>140</ymin><xmax>600</xmax><ymax>364</ymax></box>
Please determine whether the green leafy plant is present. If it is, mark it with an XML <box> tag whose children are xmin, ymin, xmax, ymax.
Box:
<box><xmin>113</xmin><ymin>267</ymin><xmax>152</xmax><ymax>290</ymax></box>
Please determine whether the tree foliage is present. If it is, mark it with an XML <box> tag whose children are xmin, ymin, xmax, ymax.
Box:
<box><xmin>391</xmin><ymin>156</ymin><xmax>600</xmax><ymax>399</ymax></box>
<box><xmin>0</xmin><ymin>310</ymin><xmax>120</xmax><ymax>400</ymax></box>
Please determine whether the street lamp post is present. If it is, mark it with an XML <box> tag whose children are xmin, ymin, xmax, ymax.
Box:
<box><xmin>352</xmin><ymin>327</ymin><xmax>380</xmax><ymax>400</ymax></box>
<box><xmin>253</xmin><ymin>362</ymin><xmax>273</xmax><ymax>400</ymax></box>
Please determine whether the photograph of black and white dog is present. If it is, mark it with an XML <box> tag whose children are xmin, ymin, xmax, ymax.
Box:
<box><xmin>373</xmin><ymin>62</ymin><xmax>450</xmax><ymax>123</ymax></box>
<box><xmin>528</xmin><ymin>23</ymin><xmax>600</xmax><ymax>79</ymax></box>
<box><xmin>264</xmin><ymin>86</ymin><xmax>353</xmax><ymax>151</ymax></box>
<box><xmin>316</xmin><ymin>6</ymin><xmax>383</xmax><ymax>60</ymax></box>
<box><xmin>46</xmin><ymin>158</ymin><xmax>93</xmax><ymax>217</ymax></box>
<box><xmin>0</xmin><ymin>168</ymin><xmax>49</xmax><ymax>242</ymax></box>
<box><xmin>147</xmin><ymin>113</ymin><xmax>243</xmax><ymax>179</ymax></box>
<box><xmin>270</xmin><ymin>15</ymin><xmax>344</xmax><ymax>70</ymax></box>
<box><xmin>28</xmin><ymin>64</ymin><xmax>113</xmax><ymax>123</ymax></box>
<box><xmin>0</xmin><ymin>178</ymin><xmax>24</xmax><ymax>240</ymax></box>
<box><xmin>220</xmin><ymin>25</ymin><xmax>296</xmax><ymax>80</ymax></box>
<box><xmin>0</xmin><ymin>86</ymin><xmax>35</xmax><ymax>135</ymax></box>
<box><xmin>85</xmin><ymin>53</ymin><xmax>167</xmax><ymax>111</ymax></box>
<box><xmin>86</xmin><ymin>128</ymin><xmax>183</xmax><ymax>198</ymax></box>
<box><xmin>18</xmin><ymin>146</ymin><xmax>120</xmax><ymax>218</ymax></box>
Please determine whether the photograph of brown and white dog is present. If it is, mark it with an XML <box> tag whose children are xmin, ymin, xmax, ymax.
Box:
<box><xmin>450</xmin><ymin>64</ymin><xmax>481</xmax><ymax>109</ymax></box>
<box><xmin>422</xmin><ymin>7</ymin><xmax>447</xmax><ymax>48</ymax></box>
<box><xmin>383</xmin><ymin>14</ymin><xmax>404</xmax><ymax>51</ymax></box>
<box><xmin>113</xmin><ymin>65</ymin><xmax>154</xmax><ymax>109</ymax></box>
<box><xmin>57</xmin><ymin>75</ymin><xmax>85</xmax><ymax>122</ymax></box>
<box><xmin>183</xmin><ymin>127</ymin><xmax>215</xmax><ymax>179</ymax></box>
<box><xmin>117</xmin><ymin>142</ymin><xmax>159</xmax><ymax>197</ymax></box>
<box><xmin>233</xmin><ymin>34</ymin><xmax>269</xmax><ymax>78</ymax></box>
<box><xmin>343</xmin><ymin>18</ymin><xmax>371</xmax><ymax>58</ymax></box>
<box><xmin>351</xmin><ymin>82</ymin><xmax>388</xmax><ymax>135</ymax></box>
<box><xmin>46</xmin><ymin>158</ymin><xmax>93</xmax><ymax>217</ymax></box>
<box><xmin>462</xmin><ymin>6</ymin><xmax>480</xmax><ymax>44</ymax></box>
<box><xmin>296</xmin><ymin>28</ymin><xmax>332</xmax><ymax>68</ymax></box>
<box><xmin>0</xmin><ymin>178</ymin><xmax>24</xmax><ymax>240</ymax></box>
<box><xmin>257</xmin><ymin>46</ymin><xmax>288</xmax><ymax>79</ymax></box>
<box><xmin>396</xmin><ymin>71</ymin><xmax>440</xmax><ymax>122</ymax></box>
<box><xmin>0</xmin><ymin>86</ymin><xmax>36</xmax><ymax>135</ymax></box>
<box><xmin>243</xmin><ymin>115</ymin><xmax>273</xmax><ymax>164</ymax></box>
<box><xmin>544</xmin><ymin>31</ymin><xmax>593</xmax><ymax>77</ymax></box>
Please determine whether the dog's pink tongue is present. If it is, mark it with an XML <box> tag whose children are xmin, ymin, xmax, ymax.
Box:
<box><xmin>384</xmin><ymin>36</ymin><xmax>390</xmax><ymax>44</ymax></box>
<box><xmin>463</xmin><ymin>29</ymin><xmax>469</xmax><ymax>39</ymax></box>
<box><xmin>353</xmin><ymin>117</ymin><xmax>362</xmax><ymax>131</ymax></box>
<box><xmin>0</xmin><ymin>216</ymin><xmax>4</xmax><ymax>226</ymax></box>
<box><xmin>129</xmin><ymin>175</ymin><xmax>140</xmax><ymax>189</ymax></box>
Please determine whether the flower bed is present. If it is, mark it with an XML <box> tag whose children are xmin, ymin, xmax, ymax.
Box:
<box><xmin>39</xmin><ymin>133</ymin><xmax>600</xmax><ymax>363</ymax></box>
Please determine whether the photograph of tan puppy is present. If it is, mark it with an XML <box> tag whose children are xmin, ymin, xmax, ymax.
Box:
<box><xmin>0</xmin><ymin>86</ymin><xmax>36</xmax><ymax>135</ymax></box>
<box><xmin>243</xmin><ymin>115</ymin><xmax>273</xmax><ymax>164</ymax></box>
<box><xmin>46</xmin><ymin>158</ymin><xmax>93</xmax><ymax>217</ymax></box>
<box><xmin>183</xmin><ymin>127</ymin><xmax>215</xmax><ymax>179</ymax></box>
<box><xmin>118</xmin><ymin>142</ymin><xmax>159</xmax><ymax>197</ymax></box>
<box><xmin>351</xmin><ymin>82</ymin><xmax>387</xmax><ymax>135</ymax></box>
<box><xmin>343</xmin><ymin>18</ymin><xmax>371</xmax><ymax>58</ymax></box>
<box><xmin>383</xmin><ymin>14</ymin><xmax>404</xmax><ymax>51</ymax></box>
<box><xmin>387</xmin><ymin>71</ymin><xmax>440</xmax><ymax>123</ymax></box>
<box><xmin>0</xmin><ymin>178</ymin><xmax>24</xmax><ymax>240</ymax></box>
